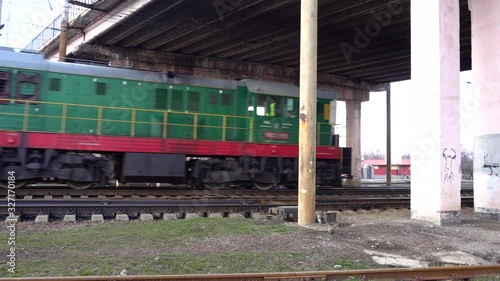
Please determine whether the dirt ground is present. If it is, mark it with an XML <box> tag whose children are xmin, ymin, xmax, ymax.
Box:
<box><xmin>1</xmin><ymin>207</ymin><xmax>499</xmax><ymax>277</ymax></box>
<box><xmin>302</xmin><ymin>207</ymin><xmax>500</xmax><ymax>267</ymax></box>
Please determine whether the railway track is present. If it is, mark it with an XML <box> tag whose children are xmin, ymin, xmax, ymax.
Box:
<box><xmin>4</xmin><ymin>186</ymin><xmax>474</xmax><ymax>200</ymax></box>
<box><xmin>0</xmin><ymin>265</ymin><xmax>498</xmax><ymax>280</ymax></box>
<box><xmin>2</xmin><ymin>185</ymin><xmax>475</xmax><ymax>221</ymax></box>
<box><xmin>1</xmin><ymin>195</ymin><xmax>474</xmax><ymax>221</ymax></box>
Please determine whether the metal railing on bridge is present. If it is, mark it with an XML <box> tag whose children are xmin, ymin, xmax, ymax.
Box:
<box><xmin>25</xmin><ymin>0</ymin><xmax>97</xmax><ymax>51</ymax></box>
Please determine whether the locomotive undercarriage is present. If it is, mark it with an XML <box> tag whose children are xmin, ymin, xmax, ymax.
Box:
<box><xmin>0</xmin><ymin>148</ymin><xmax>115</xmax><ymax>189</ymax></box>
<box><xmin>190</xmin><ymin>157</ymin><xmax>343</xmax><ymax>190</ymax></box>
<box><xmin>0</xmin><ymin>149</ymin><xmax>343</xmax><ymax>189</ymax></box>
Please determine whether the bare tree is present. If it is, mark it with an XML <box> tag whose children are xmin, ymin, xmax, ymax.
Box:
<box><xmin>401</xmin><ymin>153</ymin><xmax>411</xmax><ymax>160</ymax></box>
<box><xmin>362</xmin><ymin>150</ymin><xmax>385</xmax><ymax>160</ymax></box>
<box><xmin>461</xmin><ymin>148</ymin><xmax>473</xmax><ymax>180</ymax></box>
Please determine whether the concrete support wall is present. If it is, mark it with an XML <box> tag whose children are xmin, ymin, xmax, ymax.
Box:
<box><xmin>410</xmin><ymin>0</ymin><xmax>461</xmax><ymax>225</ymax></box>
<box><xmin>469</xmin><ymin>0</ymin><xmax>500</xmax><ymax>220</ymax></box>
<box><xmin>71</xmin><ymin>44</ymin><xmax>383</xmax><ymax>97</ymax></box>
<box><xmin>473</xmin><ymin>135</ymin><xmax>500</xmax><ymax>220</ymax></box>
<box><xmin>346</xmin><ymin>98</ymin><xmax>362</xmax><ymax>186</ymax></box>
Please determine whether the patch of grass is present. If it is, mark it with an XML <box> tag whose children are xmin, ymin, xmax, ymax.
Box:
<box><xmin>1</xmin><ymin>218</ymin><xmax>363</xmax><ymax>277</ymax></box>
<box><xmin>9</xmin><ymin>219</ymin><xmax>300</xmax><ymax>252</ymax></box>
<box><xmin>0</xmin><ymin>252</ymin><xmax>372</xmax><ymax>277</ymax></box>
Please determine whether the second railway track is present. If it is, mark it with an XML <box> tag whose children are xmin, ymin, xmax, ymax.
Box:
<box><xmin>1</xmin><ymin>185</ymin><xmax>475</xmax><ymax>221</ymax></box>
<box><xmin>1</xmin><ymin>195</ymin><xmax>474</xmax><ymax>221</ymax></box>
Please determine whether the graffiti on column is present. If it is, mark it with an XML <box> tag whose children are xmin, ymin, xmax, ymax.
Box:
<box><xmin>442</xmin><ymin>148</ymin><xmax>456</xmax><ymax>184</ymax></box>
<box><xmin>483</xmin><ymin>154</ymin><xmax>499</xmax><ymax>176</ymax></box>
<box><xmin>483</xmin><ymin>154</ymin><xmax>499</xmax><ymax>190</ymax></box>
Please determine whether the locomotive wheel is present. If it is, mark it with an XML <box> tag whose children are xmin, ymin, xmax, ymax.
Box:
<box><xmin>67</xmin><ymin>181</ymin><xmax>94</xmax><ymax>190</ymax></box>
<box><xmin>0</xmin><ymin>180</ymin><xmax>27</xmax><ymax>189</ymax></box>
<box><xmin>204</xmin><ymin>183</ymin><xmax>227</xmax><ymax>190</ymax></box>
<box><xmin>253</xmin><ymin>182</ymin><xmax>274</xmax><ymax>190</ymax></box>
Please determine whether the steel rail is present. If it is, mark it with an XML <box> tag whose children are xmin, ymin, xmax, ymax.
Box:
<box><xmin>5</xmin><ymin>187</ymin><xmax>474</xmax><ymax>199</ymax></box>
<box><xmin>1</xmin><ymin>265</ymin><xmax>498</xmax><ymax>281</ymax></box>
<box><xmin>0</xmin><ymin>198</ymin><xmax>409</xmax><ymax>215</ymax></box>
<box><xmin>0</xmin><ymin>197</ymin><xmax>474</xmax><ymax>216</ymax></box>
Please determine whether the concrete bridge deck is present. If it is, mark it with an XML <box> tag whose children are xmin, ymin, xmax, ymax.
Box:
<box><xmin>28</xmin><ymin>0</ymin><xmax>471</xmax><ymax>88</ymax></box>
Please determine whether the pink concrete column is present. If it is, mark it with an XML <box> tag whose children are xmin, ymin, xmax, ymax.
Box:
<box><xmin>410</xmin><ymin>0</ymin><xmax>461</xmax><ymax>225</ymax></box>
<box><xmin>345</xmin><ymin>98</ymin><xmax>361</xmax><ymax>187</ymax></box>
<box><xmin>469</xmin><ymin>0</ymin><xmax>500</xmax><ymax>220</ymax></box>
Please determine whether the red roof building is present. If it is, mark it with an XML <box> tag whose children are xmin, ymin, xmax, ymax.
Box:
<box><xmin>361</xmin><ymin>159</ymin><xmax>411</xmax><ymax>179</ymax></box>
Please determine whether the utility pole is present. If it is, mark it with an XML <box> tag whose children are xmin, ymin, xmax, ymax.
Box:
<box><xmin>386</xmin><ymin>84</ymin><xmax>392</xmax><ymax>185</ymax></box>
<box><xmin>298</xmin><ymin>0</ymin><xmax>318</xmax><ymax>226</ymax></box>
<box><xmin>58</xmin><ymin>0</ymin><xmax>70</xmax><ymax>62</ymax></box>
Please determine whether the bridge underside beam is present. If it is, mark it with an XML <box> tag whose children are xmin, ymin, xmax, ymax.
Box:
<box><xmin>71</xmin><ymin>44</ymin><xmax>385</xmax><ymax>100</ymax></box>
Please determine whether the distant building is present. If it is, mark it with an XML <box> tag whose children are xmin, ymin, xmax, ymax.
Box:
<box><xmin>361</xmin><ymin>159</ymin><xmax>411</xmax><ymax>179</ymax></box>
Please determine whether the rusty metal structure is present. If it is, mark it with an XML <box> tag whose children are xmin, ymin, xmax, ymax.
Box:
<box><xmin>0</xmin><ymin>265</ymin><xmax>498</xmax><ymax>280</ymax></box>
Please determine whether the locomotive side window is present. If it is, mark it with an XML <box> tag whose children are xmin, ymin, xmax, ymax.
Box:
<box><xmin>286</xmin><ymin>98</ymin><xmax>297</xmax><ymax>118</ymax></box>
<box><xmin>0</xmin><ymin>71</ymin><xmax>11</xmax><ymax>104</ymax></box>
<box><xmin>256</xmin><ymin>95</ymin><xmax>282</xmax><ymax>117</ymax></box>
<box><xmin>268</xmin><ymin>96</ymin><xmax>281</xmax><ymax>117</ymax></box>
<box><xmin>247</xmin><ymin>95</ymin><xmax>254</xmax><ymax>114</ymax></box>
<box><xmin>96</xmin><ymin>82</ymin><xmax>106</xmax><ymax>95</ymax></box>
<box><xmin>155</xmin><ymin>89</ymin><xmax>168</xmax><ymax>109</ymax></box>
<box><xmin>15</xmin><ymin>72</ymin><xmax>41</xmax><ymax>102</ymax></box>
<box><xmin>317</xmin><ymin>101</ymin><xmax>327</xmax><ymax>121</ymax></box>
<box><xmin>256</xmin><ymin>95</ymin><xmax>267</xmax><ymax>116</ymax></box>
<box><xmin>171</xmin><ymin>90</ymin><xmax>183</xmax><ymax>111</ymax></box>
<box><xmin>49</xmin><ymin>78</ymin><xmax>61</xmax><ymax>91</ymax></box>
<box><xmin>317</xmin><ymin>101</ymin><xmax>324</xmax><ymax>115</ymax></box>
<box><xmin>187</xmin><ymin>91</ymin><xmax>200</xmax><ymax>111</ymax></box>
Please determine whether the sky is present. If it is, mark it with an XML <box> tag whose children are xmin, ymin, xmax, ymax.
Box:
<box><xmin>0</xmin><ymin>0</ymin><xmax>476</xmax><ymax>161</ymax></box>
<box><xmin>0</xmin><ymin>0</ymin><xmax>65</xmax><ymax>49</ymax></box>
<box><xmin>351</xmin><ymin>70</ymin><xmax>475</xmax><ymax>161</ymax></box>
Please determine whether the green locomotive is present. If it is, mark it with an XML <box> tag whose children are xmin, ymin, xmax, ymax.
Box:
<box><xmin>0</xmin><ymin>48</ymin><xmax>350</xmax><ymax>189</ymax></box>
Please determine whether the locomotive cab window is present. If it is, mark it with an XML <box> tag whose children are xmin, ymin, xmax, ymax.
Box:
<box><xmin>256</xmin><ymin>95</ymin><xmax>267</xmax><ymax>116</ymax></box>
<box><xmin>256</xmin><ymin>95</ymin><xmax>282</xmax><ymax>117</ymax></box>
<box><xmin>285</xmin><ymin>98</ymin><xmax>297</xmax><ymax>118</ymax></box>
<box><xmin>317</xmin><ymin>101</ymin><xmax>329</xmax><ymax>122</ymax></box>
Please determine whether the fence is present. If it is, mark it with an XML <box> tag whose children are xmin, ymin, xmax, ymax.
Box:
<box><xmin>25</xmin><ymin>0</ymin><xmax>97</xmax><ymax>51</ymax></box>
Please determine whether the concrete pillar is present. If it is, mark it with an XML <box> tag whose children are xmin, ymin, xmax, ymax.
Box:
<box><xmin>410</xmin><ymin>0</ymin><xmax>461</xmax><ymax>225</ymax></box>
<box><xmin>345</xmin><ymin>99</ymin><xmax>362</xmax><ymax>186</ymax></box>
<box><xmin>469</xmin><ymin>0</ymin><xmax>500</xmax><ymax>220</ymax></box>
